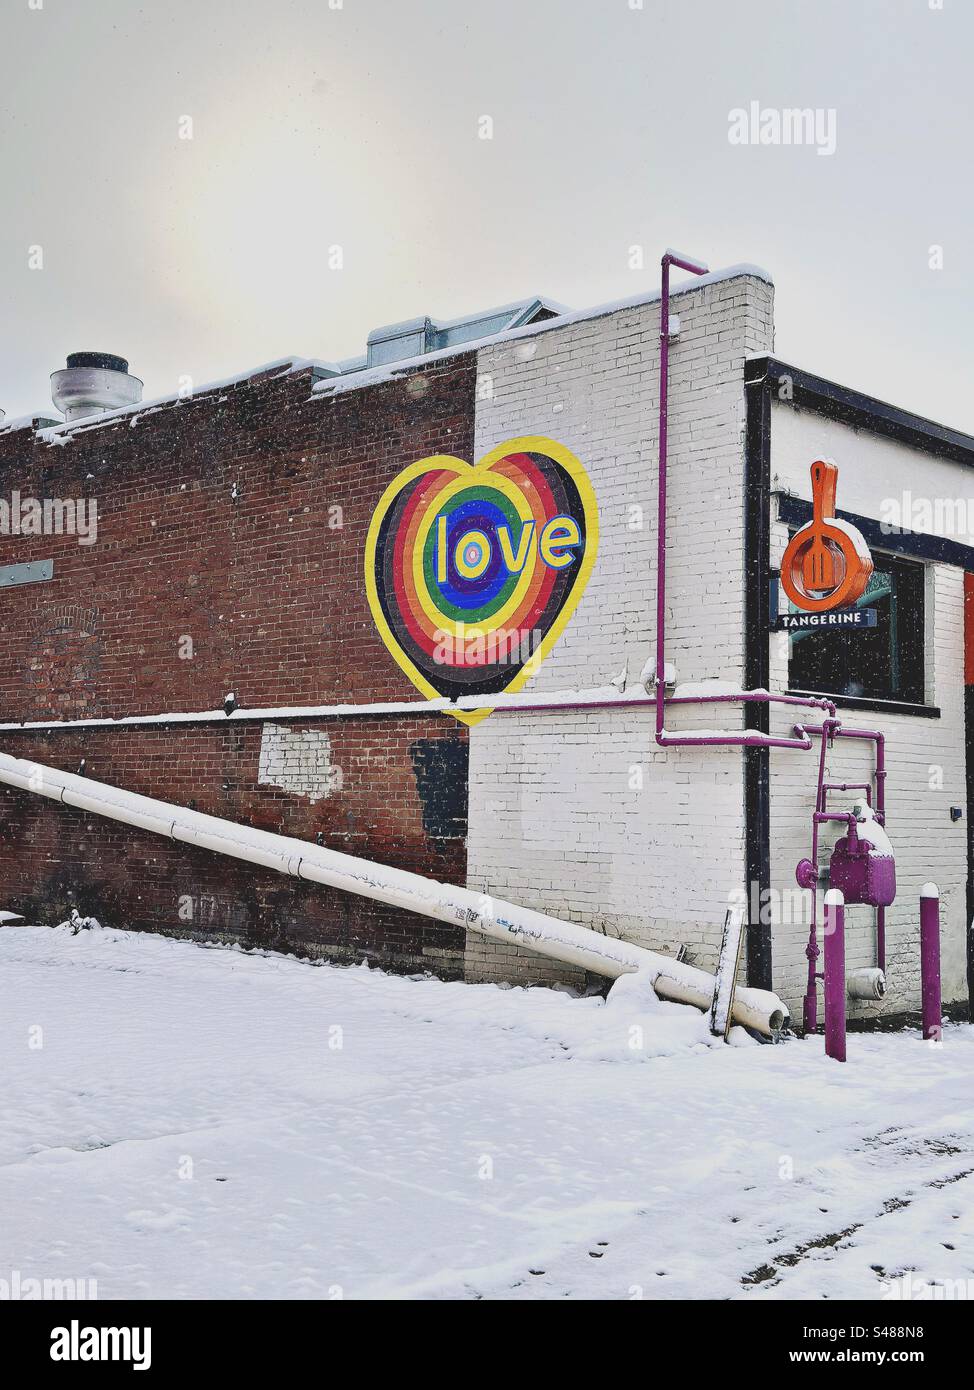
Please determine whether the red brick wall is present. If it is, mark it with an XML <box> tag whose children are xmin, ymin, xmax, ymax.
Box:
<box><xmin>0</xmin><ymin>357</ymin><xmax>477</xmax><ymax>718</ymax></box>
<box><xmin>0</xmin><ymin>359</ymin><xmax>476</xmax><ymax>972</ymax></box>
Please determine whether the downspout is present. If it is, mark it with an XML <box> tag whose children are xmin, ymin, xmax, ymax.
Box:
<box><xmin>652</xmin><ymin>253</ymin><xmax>812</xmax><ymax>751</ymax></box>
<box><xmin>655</xmin><ymin>249</ymin><xmax>708</xmax><ymax>744</ymax></box>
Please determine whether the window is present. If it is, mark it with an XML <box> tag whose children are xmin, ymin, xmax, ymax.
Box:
<box><xmin>787</xmin><ymin>551</ymin><xmax>926</xmax><ymax>705</ymax></box>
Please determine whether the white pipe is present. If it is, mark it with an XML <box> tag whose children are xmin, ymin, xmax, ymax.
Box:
<box><xmin>847</xmin><ymin>967</ymin><xmax>886</xmax><ymax>1001</ymax></box>
<box><xmin>0</xmin><ymin>751</ymin><xmax>789</xmax><ymax>1034</ymax></box>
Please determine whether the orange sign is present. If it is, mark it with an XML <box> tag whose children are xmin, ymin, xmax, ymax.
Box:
<box><xmin>780</xmin><ymin>460</ymin><xmax>873</xmax><ymax>613</ymax></box>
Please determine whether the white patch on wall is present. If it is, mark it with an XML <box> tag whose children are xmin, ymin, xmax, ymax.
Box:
<box><xmin>258</xmin><ymin>724</ymin><xmax>343</xmax><ymax>801</ymax></box>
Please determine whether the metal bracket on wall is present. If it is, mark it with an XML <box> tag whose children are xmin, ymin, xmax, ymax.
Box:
<box><xmin>0</xmin><ymin>560</ymin><xmax>54</xmax><ymax>588</ymax></box>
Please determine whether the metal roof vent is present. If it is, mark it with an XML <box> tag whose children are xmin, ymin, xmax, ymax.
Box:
<box><xmin>51</xmin><ymin>352</ymin><xmax>143</xmax><ymax>422</ymax></box>
<box><xmin>359</xmin><ymin>299</ymin><xmax>567</xmax><ymax>373</ymax></box>
<box><xmin>366</xmin><ymin>317</ymin><xmax>434</xmax><ymax>369</ymax></box>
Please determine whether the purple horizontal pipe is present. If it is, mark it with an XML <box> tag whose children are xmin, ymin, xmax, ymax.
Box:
<box><xmin>505</xmin><ymin>691</ymin><xmax>833</xmax><ymax>721</ymax></box>
<box><xmin>660</xmin><ymin>730</ymin><xmax>813</xmax><ymax>749</ymax></box>
<box><xmin>823</xmin><ymin>781</ymin><xmax>872</xmax><ymax>805</ymax></box>
<box><xmin>666</xmin><ymin>692</ymin><xmax>835</xmax><ymax>710</ymax></box>
<box><xmin>657</xmin><ymin>696</ymin><xmax>830</xmax><ymax>750</ymax></box>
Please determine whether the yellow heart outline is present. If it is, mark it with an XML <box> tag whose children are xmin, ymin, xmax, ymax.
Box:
<box><xmin>364</xmin><ymin>435</ymin><xmax>599</xmax><ymax>726</ymax></box>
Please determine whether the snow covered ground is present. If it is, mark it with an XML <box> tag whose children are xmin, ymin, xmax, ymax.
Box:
<box><xmin>1</xmin><ymin>924</ymin><xmax>972</xmax><ymax>1301</ymax></box>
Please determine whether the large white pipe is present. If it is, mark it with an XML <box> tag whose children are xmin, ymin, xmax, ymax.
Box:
<box><xmin>0</xmin><ymin>751</ymin><xmax>788</xmax><ymax>1034</ymax></box>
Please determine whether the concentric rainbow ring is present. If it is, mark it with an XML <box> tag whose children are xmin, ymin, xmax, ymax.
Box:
<box><xmin>365</xmin><ymin>436</ymin><xmax>598</xmax><ymax>725</ymax></box>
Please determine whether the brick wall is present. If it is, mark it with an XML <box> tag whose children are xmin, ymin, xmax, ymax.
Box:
<box><xmin>9</xmin><ymin>277</ymin><xmax>958</xmax><ymax>1015</ymax></box>
<box><xmin>0</xmin><ymin>357</ymin><xmax>477</xmax><ymax>718</ymax></box>
<box><xmin>0</xmin><ymin>359</ymin><xmax>475</xmax><ymax>972</ymax></box>
<box><xmin>0</xmin><ymin>719</ymin><xmax>468</xmax><ymax>973</ymax></box>
<box><xmin>464</xmin><ymin>273</ymin><xmax>775</xmax><ymax>985</ymax></box>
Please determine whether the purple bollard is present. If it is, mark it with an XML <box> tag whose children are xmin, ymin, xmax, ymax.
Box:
<box><xmin>823</xmin><ymin>889</ymin><xmax>846</xmax><ymax>1062</ymax></box>
<box><xmin>920</xmin><ymin>883</ymin><xmax>942</xmax><ymax>1043</ymax></box>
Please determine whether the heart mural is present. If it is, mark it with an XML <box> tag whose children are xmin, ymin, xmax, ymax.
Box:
<box><xmin>364</xmin><ymin>436</ymin><xmax>599</xmax><ymax>726</ymax></box>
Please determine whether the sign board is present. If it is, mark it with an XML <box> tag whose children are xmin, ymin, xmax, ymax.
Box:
<box><xmin>779</xmin><ymin>460</ymin><xmax>873</xmax><ymax>613</ymax></box>
<box><xmin>773</xmin><ymin>608</ymin><xmax>878</xmax><ymax>632</ymax></box>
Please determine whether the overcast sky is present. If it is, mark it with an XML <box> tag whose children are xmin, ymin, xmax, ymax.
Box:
<box><xmin>1</xmin><ymin>0</ymin><xmax>971</xmax><ymax>429</ymax></box>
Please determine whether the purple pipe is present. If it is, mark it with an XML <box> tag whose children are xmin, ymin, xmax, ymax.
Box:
<box><xmin>503</xmin><ymin>692</ymin><xmax>833</xmax><ymax>751</ymax></box>
<box><xmin>649</xmin><ymin>249</ymin><xmax>829</xmax><ymax>752</ymax></box>
<box><xmin>505</xmin><ymin>691</ymin><xmax>834</xmax><ymax>717</ymax></box>
<box><xmin>920</xmin><ymin>884</ymin><xmax>942</xmax><ymax>1042</ymax></box>
<box><xmin>655</xmin><ymin>250</ymin><xmax>708</xmax><ymax>744</ymax></box>
<box><xmin>823</xmin><ymin>889</ymin><xmax>847</xmax><ymax>1062</ymax></box>
<box><xmin>802</xmin><ymin>716</ymin><xmax>839</xmax><ymax>1032</ymax></box>
<box><xmin>647</xmin><ymin>249</ymin><xmax>888</xmax><ymax>1027</ymax></box>
<box><xmin>802</xmin><ymin>722</ymin><xmax>889</xmax><ymax>975</ymax></box>
<box><xmin>663</xmin><ymin>693</ymin><xmax>833</xmax><ymax>746</ymax></box>
<box><xmin>667</xmin><ymin>692</ymin><xmax>835</xmax><ymax>710</ymax></box>
<box><xmin>822</xmin><ymin>781</ymin><xmax>872</xmax><ymax>806</ymax></box>
<box><xmin>804</xmin><ymin>724</ymin><xmax>887</xmax><ymax>824</ymax></box>
<box><xmin>657</xmin><ymin>731</ymin><xmax>813</xmax><ymax>749</ymax></box>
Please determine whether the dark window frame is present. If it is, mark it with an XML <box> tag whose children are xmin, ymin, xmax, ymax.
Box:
<box><xmin>785</xmin><ymin>545</ymin><xmax>929</xmax><ymax>710</ymax></box>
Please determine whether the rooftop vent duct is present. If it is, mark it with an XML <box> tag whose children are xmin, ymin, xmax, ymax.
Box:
<box><xmin>51</xmin><ymin>352</ymin><xmax>143</xmax><ymax>422</ymax></box>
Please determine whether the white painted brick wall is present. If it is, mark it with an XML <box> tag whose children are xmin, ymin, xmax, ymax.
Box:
<box><xmin>464</xmin><ymin>275</ymin><xmax>774</xmax><ymax>986</ymax></box>
<box><xmin>768</xmin><ymin>406</ymin><xmax>969</xmax><ymax>1019</ymax></box>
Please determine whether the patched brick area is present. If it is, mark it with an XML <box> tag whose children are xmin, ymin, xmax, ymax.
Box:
<box><xmin>0</xmin><ymin>720</ymin><xmax>468</xmax><ymax>973</ymax></box>
<box><xmin>258</xmin><ymin>723</ymin><xmax>342</xmax><ymax>802</ymax></box>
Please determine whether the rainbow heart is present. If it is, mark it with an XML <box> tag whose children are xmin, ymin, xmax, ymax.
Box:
<box><xmin>365</xmin><ymin>436</ymin><xmax>599</xmax><ymax>726</ymax></box>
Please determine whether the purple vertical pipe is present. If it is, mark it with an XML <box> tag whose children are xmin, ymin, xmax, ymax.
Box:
<box><xmin>803</xmin><ymin>720</ymin><xmax>834</xmax><ymax>1034</ymax></box>
<box><xmin>655</xmin><ymin>251</ymin><xmax>708</xmax><ymax>740</ymax></box>
<box><xmin>920</xmin><ymin>883</ymin><xmax>942</xmax><ymax>1042</ymax></box>
<box><xmin>823</xmin><ymin>888</ymin><xmax>846</xmax><ymax>1062</ymax></box>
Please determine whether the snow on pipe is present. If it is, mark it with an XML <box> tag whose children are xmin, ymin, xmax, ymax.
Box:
<box><xmin>0</xmin><ymin>751</ymin><xmax>789</xmax><ymax>1035</ymax></box>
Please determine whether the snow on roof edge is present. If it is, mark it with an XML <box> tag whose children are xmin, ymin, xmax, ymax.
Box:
<box><xmin>0</xmin><ymin>412</ymin><xmax>62</xmax><ymax>436</ymax></box>
<box><xmin>29</xmin><ymin>356</ymin><xmax>334</xmax><ymax>445</ymax></box>
<box><xmin>20</xmin><ymin>264</ymin><xmax>771</xmax><ymax>441</ymax></box>
<box><xmin>311</xmin><ymin>264</ymin><xmax>773</xmax><ymax>399</ymax></box>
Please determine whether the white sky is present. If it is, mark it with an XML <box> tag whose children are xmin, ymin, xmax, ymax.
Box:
<box><xmin>1</xmin><ymin>0</ymin><xmax>971</xmax><ymax>430</ymax></box>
